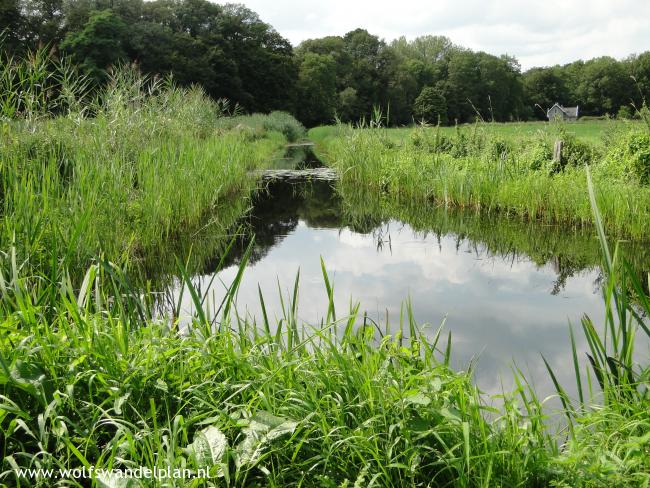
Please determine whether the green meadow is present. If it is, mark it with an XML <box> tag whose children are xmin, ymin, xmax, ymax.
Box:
<box><xmin>310</xmin><ymin>116</ymin><xmax>650</xmax><ymax>238</ymax></box>
<box><xmin>353</xmin><ymin>119</ymin><xmax>637</xmax><ymax>145</ymax></box>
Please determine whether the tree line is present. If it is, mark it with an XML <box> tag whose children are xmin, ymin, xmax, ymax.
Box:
<box><xmin>2</xmin><ymin>0</ymin><xmax>649</xmax><ymax>126</ymax></box>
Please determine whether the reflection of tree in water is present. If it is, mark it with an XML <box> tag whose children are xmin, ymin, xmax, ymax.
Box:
<box><xmin>354</xmin><ymin>207</ymin><xmax>650</xmax><ymax>296</ymax></box>
<box><xmin>201</xmin><ymin>179</ymin><xmax>346</xmax><ymax>273</ymax></box>
<box><xmin>197</xmin><ymin>176</ymin><xmax>650</xmax><ymax>300</ymax></box>
<box><xmin>549</xmin><ymin>255</ymin><xmax>593</xmax><ymax>295</ymax></box>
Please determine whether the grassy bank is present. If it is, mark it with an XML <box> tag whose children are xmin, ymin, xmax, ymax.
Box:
<box><xmin>0</xmin><ymin>254</ymin><xmax>552</xmax><ymax>487</ymax></box>
<box><xmin>0</xmin><ymin>61</ymin><xmax>301</xmax><ymax>281</ymax></box>
<box><xmin>310</xmin><ymin>119</ymin><xmax>650</xmax><ymax>238</ymax></box>
<box><xmin>1</xmin><ymin>203</ymin><xmax>648</xmax><ymax>487</ymax></box>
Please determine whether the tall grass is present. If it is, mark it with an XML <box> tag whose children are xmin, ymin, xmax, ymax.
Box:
<box><xmin>311</xmin><ymin>123</ymin><xmax>650</xmax><ymax>238</ymax></box>
<box><xmin>544</xmin><ymin>170</ymin><xmax>650</xmax><ymax>486</ymax></box>
<box><xmin>0</xmin><ymin>52</ymin><xmax>288</xmax><ymax>284</ymax></box>
<box><xmin>0</xmin><ymin>243</ymin><xmax>556</xmax><ymax>487</ymax></box>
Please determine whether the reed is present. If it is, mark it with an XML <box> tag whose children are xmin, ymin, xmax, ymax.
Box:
<box><xmin>0</xmin><ymin>54</ymin><xmax>288</xmax><ymax>285</ymax></box>
<box><xmin>543</xmin><ymin>169</ymin><xmax>650</xmax><ymax>486</ymax></box>
<box><xmin>311</xmin><ymin>123</ymin><xmax>650</xmax><ymax>238</ymax></box>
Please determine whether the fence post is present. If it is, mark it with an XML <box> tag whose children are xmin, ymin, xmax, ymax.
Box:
<box><xmin>553</xmin><ymin>140</ymin><xmax>563</xmax><ymax>165</ymax></box>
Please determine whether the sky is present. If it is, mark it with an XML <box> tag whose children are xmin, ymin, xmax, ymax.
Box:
<box><xmin>217</xmin><ymin>0</ymin><xmax>650</xmax><ymax>70</ymax></box>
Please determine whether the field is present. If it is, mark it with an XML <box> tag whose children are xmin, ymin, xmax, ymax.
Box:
<box><xmin>310</xmin><ymin>117</ymin><xmax>650</xmax><ymax>238</ymax></box>
<box><xmin>1</xmin><ymin>52</ymin><xmax>649</xmax><ymax>487</ymax></box>
<box><xmin>379</xmin><ymin>119</ymin><xmax>639</xmax><ymax>145</ymax></box>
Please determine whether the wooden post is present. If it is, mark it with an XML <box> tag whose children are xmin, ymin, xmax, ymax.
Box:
<box><xmin>553</xmin><ymin>140</ymin><xmax>563</xmax><ymax>164</ymax></box>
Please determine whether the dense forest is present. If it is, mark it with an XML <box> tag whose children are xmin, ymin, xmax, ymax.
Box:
<box><xmin>2</xmin><ymin>0</ymin><xmax>650</xmax><ymax>126</ymax></box>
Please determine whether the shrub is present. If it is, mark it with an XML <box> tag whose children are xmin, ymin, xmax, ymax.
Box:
<box><xmin>450</xmin><ymin>126</ymin><xmax>486</xmax><ymax>158</ymax></box>
<box><xmin>488</xmin><ymin>136</ymin><xmax>511</xmax><ymax>160</ymax></box>
<box><xmin>602</xmin><ymin>131</ymin><xmax>650</xmax><ymax>184</ymax></box>
<box><xmin>413</xmin><ymin>86</ymin><xmax>448</xmax><ymax>125</ymax></box>
<box><xmin>262</xmin><ymin>111</ymin><xmax>306</xmax><ymax>142</ymax></box>
<box><xmin>408</xmin><ymin>126</ymin><xmax>452</xmax><ymax>153</ymax></box>
<box><xmin>217</xmin><ymin>112</ymin><xmax>305</xmax><ymax>142</ymax></box>
<box><xmin>451</xmin><ymin>129</ymin><xmax>470</xmax><ymax>158</ymax></box>
<box><xmin>408</xmin><ymin>127</ymin><xmax>426</xmax><ymax>148</ymax></box>
<box><xmin>562</xmin><ymin>136</ymin><xmax>595</xmax><ymax>168</ymax></box>
<box><xmin>617</xmin><ymin>105</ymin><xmax>635</xmax><ymax>120</ymax></box>
<box><xmin>547</xmin><ymin>129</ymin><xmax>595</xmax><ymax>173</ymax></box>
<box><xmin>523</xmin><ymin>135</ymin><xmax>553</xmax><ymax>170</ymax></box>
<box><xmin>628</xmin><ymin>133</ymin><xmax>650</xmax><ymax>182</ymax></box>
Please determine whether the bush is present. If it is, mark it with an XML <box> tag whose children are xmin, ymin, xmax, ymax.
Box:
<box><xmin>523</xmin><ymin>135</ymin><xmax>553</xmax><ymax>170</ymax></box>
<box><xmin>262</xmin><ymin>111</ymin><xmax>306</xmax><ymax>142</ymax></box>
<box><xmin>628</xmin><ymin>133</ymin><xmax>650</xmax><ymax>182</ymax></box>
<box><xmin>217</xmin><ymin>112</ymin><xmax>305</xmax><ymax>142</ymax></box>
<box><xmin>488</xmin><ymin>136</ymin><xmax>511</xmax><ymax>160</ymax></box>
<box><xmin>450</xmin><ymin>126</ymin><xmax>486</xmax><ymax>158</ymax></box>
<box><xmin>562</xmin><ymin>136</ymin><xmax>595</xmax><ymax>168</ymax></box>
<box><xmin>603</xmin><ymin>131</ymin><xmax>650</xmax><ymax>184</ymax></box>
<box><xmin>408</xmin><ymin>126</ymin><xmax>452</xmax><ymax>153</ymax></box>
<box><xmin>546</xmin><ymin>129</ymin><xmax>596</xmax><ymax>173</ymax></box>
<box><xmin>617</xmin><ymin>105</ymin><xmax>635</xmax><ymax>120</ymax></box>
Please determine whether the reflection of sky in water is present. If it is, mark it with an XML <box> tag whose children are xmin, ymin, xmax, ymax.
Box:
<box><xmin>175</xmin><ymin>218</ymin><xmax>610</xmax><ymax>399</ymax></box>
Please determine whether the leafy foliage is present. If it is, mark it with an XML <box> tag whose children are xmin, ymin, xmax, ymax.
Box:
<box><xmin>413</xmin><ymin>86</ymin><xmax>448</xmax><ymax>124</ymax></box>
<box><xmin>4</xmin><ymin>0</ymin><xmax>297</xmax><ymax>114</ymax></box>
<box><xmin>602</xmin><ymin>131</ymin><xmax>650</xmax><ymax>183</ymax></box>
<box><xmin>4</xmin><ymin>1</ymin><xmax>650</xmax><ymax>126</ymax></box>
<box><xmin>60</xmin><ymin>9</ymin><xmax>128</xmax><ymax>83</ymax></box>
<box><xmin>296</xmin><ymin>52</ymin><xmax>337</xmax><ymax>126</ymax></box>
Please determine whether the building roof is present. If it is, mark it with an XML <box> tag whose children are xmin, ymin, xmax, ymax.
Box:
<box><xmin>547</xmin><ymin>103</ymin><xmax>579</xmax><ymax>118</ymax></box>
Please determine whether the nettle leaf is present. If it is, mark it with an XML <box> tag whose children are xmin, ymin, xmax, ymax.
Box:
<box><xmin>235</xmin><ymin>411</ymin><xmax>297</xmax><ymax>468</ymax></box>
<box><xmin>9</xmin><ymin>360</ymin><xmax>50</xmax><ymax>401</ymax></box>
<box><xmin>154</xmin><ymin>378</ymin><xmax>169</xmax><ymax>393</ymax></box>
<box><xmin>404</xmin><ymin>390</ymin><xmax>431</xmax><ymax>406</ymax></box>
<box><xmin>113</xmin><ymin>392</ymin><xmax>130</xmax><ymax>415</ymax></box>
<box><xmin>187</xmin><ymin>425</ymin><xmax>228</xmax><ymax>469</ymax></box>
<box><xmin>12</xmin><ymin>360</ymin><xmax>45</xmax><ymax>385</ymax></box>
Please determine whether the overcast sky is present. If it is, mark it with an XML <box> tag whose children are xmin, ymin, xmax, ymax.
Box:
<box><xmin>217</xmin><ymin>0</ymin><xmax>650</xmax><ymax>70</ymax></box>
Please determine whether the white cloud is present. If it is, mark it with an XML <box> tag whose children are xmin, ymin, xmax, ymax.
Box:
<box><xmin>171</xmin><ymin>219</ymin><xmax>609</xmax><ymax>400</ymax></box>
<box><xmin>218</xmin><ymin>0</ymin><xmax>650</xmax><ymax>69</ymax></box>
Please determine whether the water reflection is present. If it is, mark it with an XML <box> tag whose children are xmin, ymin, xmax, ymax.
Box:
<box><xmin>172</xmin><ymin>178</ymin><xmax>649</xmax><ymax>399</ymax></box>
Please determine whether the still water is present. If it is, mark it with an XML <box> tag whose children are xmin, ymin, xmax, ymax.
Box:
<box><xmin>171</xmin><ymin>158</ymin><xmax>649</xmax><ymax>399</ymax></box>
